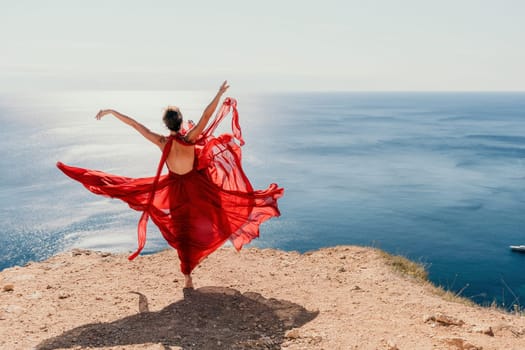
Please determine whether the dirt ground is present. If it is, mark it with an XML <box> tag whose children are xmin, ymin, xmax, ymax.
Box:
<box><xmin>1</xmin><ymin>246</ymin><xmax>524</xmax><ymax>349</ymax></box>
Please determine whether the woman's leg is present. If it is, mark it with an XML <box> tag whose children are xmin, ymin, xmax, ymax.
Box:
<box><xmin>184</xmin><ymin>274</ymin><xmax>193</xmax><ymax>289</ymax></box>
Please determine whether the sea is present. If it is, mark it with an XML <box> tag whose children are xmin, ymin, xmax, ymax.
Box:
<box><xmin>0</xmin><ymin>90</ymin><xmax>524</xmax><ymax>309</ymax></box>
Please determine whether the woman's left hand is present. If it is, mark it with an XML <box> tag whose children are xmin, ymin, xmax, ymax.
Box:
<box><xmin>218</xmin><ymin>81</ymin><xmax>230</xmax><ymax>95</ymax></box>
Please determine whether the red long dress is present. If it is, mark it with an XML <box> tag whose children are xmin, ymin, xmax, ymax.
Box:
<box><xmin>56</xmin><ymin>98</ymin><xmax>283</xmax><ymax>274</ymax></box>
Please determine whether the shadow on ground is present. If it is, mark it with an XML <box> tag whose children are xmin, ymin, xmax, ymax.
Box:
<box><xmin>36</xmin><ymin>286</ymin><xmax>318</xmax><ymax>350</ymax></box>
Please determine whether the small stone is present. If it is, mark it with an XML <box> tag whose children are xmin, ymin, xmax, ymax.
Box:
<box><xmin>308</xmin><ymin>336</ymin><xmax>323</xmax><ymax>345</ymax></box>
<box><xmin>338</xmin><ymin>267</ymin><xmax>346</xmax><ymax>273</ymax></box>
<box><xmin>5</xmin><ymin>304</ymin><xmax>24</xmax><ymax>314</ymax></box>
<box><xmin>260</xmin><ymin>335</ymin><xmax>274</xmax><ymax>346</ymax></box>
<box><xmin>285</xmin><ymin>329</ymin><xmax>300</xmax><ymax>339</ymax></box>
<box><xmin>58</xmin><ymin>293</ymin><xmax>71</xmax><ymax>299</ymax></box>
<box><xmin>28</xmin><ymin>292</ymin><xmax>42</xmax><ymax>300</ymax></box>
<box><xmin>484</xmin><ymin>327</ymin><xmax>495</xmax><ymax>337</ymax></box>
<box><xmin>387</xmin><ymin>339</ymin><xmax>399</xmax><ymax>350</ymax></box>
<box><xmin>3</xmin><ymin>284</ymin><xmax>14</xmax><ymax>292</ymax></box>
<box><xmin>473</xmin><ymin>325</ymin><xmax>494</xmax><ymax>337</ymax></box>
<box><xmin>445</xmin><ymin>338</ymin><xmax>482</xmax><ymax>350</ymax></box>
<box><xmin>100</xmin><ymin>252</ymin><xmax>111</xmax><ymax>257</ymax></box>
<box><xmin>425</xmin><ymin>314</ymin><xmax>464</xmax><ymax>326</ymax></box>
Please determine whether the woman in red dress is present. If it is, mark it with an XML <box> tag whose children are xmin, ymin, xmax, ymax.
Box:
<box><xmin>57</xmin><ymin>81</ymin><xmax>283</xmax><ymax>288</ymax></box>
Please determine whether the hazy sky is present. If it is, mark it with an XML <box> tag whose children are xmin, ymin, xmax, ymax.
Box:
<box><xmin>1</xmin><ymin>0</ymin><xmax>524</xmax><ymax>91</ymax></box>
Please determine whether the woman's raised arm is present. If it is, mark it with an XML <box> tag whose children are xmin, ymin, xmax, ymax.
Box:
<box><xmin>185</xmin><ymin>81</ymin><xmax>230</xmax><ymax>143</ymax></box>
<box><xmin>95</xmin><ymin>109</ymin><xmax>165</xmax><ymax>149</ymax></box>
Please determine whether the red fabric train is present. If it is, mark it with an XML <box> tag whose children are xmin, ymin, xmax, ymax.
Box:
<box><xmin>57</xmin><ymin>98</ymin><xmax>284</xmax><ymax>274</ymax></box>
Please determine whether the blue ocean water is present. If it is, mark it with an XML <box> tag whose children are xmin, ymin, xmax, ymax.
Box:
<box><xmin>1</xmin><ymin>91</ymin><xmax>524</xmax><ymax>309</ymax></box>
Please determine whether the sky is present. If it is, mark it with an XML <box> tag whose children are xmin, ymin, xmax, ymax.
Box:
<box><xmin>1</xmin><ymin>0</ymin><xmax>524</xmax><ymax>92</ymax></box>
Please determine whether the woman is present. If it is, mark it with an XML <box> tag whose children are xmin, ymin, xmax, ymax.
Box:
<box><xmin>57</xmin><ymin>81</ymin><xmax>283</xmax><ymax>289</ymax></box>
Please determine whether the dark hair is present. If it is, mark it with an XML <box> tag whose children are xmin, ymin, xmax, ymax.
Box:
<box><xmin>163</xmin><ymin>108</ymin><xmax>183</xmax><ymax>132</ymax></box>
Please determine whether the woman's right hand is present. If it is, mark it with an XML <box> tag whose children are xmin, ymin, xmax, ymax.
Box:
<box><xmin>95</xmin><ymin>109</ymin><xmax>114</xmax><ymax>120</ymax></box>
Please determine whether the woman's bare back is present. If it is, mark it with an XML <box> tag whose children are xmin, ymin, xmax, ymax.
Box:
<box><xmin>165</xmin><ymin>140</ymin><xmax>195</xmax><ymax>175</ymax></box>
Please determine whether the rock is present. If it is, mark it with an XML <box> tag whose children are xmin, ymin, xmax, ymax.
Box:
<box><xmin>493</xmin><ymin>323</ymin><xmax>525</xmax><ymax>337</ymax></box>
<box><xmin>2</xmin><ymin>284</ymin><xmax>14</xmax><ymax>292</ymax></box>
<box><xmin>58</xmin><ymin>293</ymin><xmax>71</xmax><ymax>299</ymax></box>
<box><xmin>338</xmin><ymin>267</ymin><xmax>346</xmax><ymax>273</ymax></box>
<box><xmin>285</xmin><ymin>328</ymin><xmax>300</xmax><ymax>339</ymax></box>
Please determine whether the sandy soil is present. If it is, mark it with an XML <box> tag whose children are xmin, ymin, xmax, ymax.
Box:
<box><xmin>1</xmin><ymin>246</ymin><xmax>524</xmax><ymax>350</ymax></box>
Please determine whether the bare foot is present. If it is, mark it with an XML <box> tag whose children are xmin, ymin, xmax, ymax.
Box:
<box><xmin>184</xmin><ymin>274</ymin><xmax>193</xmax><ymax>289</ymax></box>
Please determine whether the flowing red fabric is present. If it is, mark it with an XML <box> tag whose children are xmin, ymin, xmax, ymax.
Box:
<box><xmin>57</xmin><ymin>98</ymin><xmax>283</xmax><ymax>274</ymax></box>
